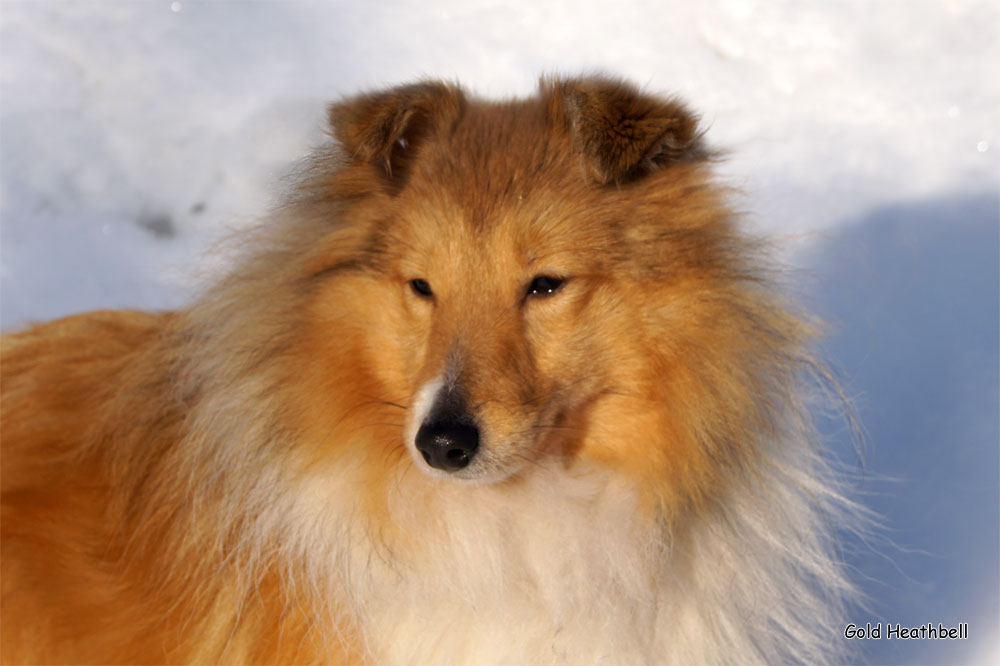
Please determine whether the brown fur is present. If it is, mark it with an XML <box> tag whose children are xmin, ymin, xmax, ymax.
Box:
<box><xmin>2</xmin><ymin>77</ymin><xmax>837</xmax><ymax>664</ymax></box>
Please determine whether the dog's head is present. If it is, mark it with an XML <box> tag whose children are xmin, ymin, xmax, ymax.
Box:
<box><xmin>293</xmin><ymin>77</ymin><xmax>800</xmax><ymax>506</ymax></box>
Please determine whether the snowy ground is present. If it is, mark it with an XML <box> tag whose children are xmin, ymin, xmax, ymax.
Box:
<box><xmin>1</xmin><ymin>2</ymin><xmax>997</xmax><ymax>663</ymax></box>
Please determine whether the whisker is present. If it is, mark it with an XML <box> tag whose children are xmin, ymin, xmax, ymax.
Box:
<box><xmin>471</xmin><ymin>397</ymin><xmax>512</xmax><ymax>412</ymax></box>
<box><xmin>330</xmin><ymin>396</ymin><xmax>411</xmax><ymax>431</ymax></box>
<box><xmin>357</xmin><ymin>392</ymin><xmax>410</xmax><ymax>410</ymax></box>
<box><xmin>519</xmin><ymin>394</ymin><xmax>543</xmax><ymax>407</ymax></box>
<box><xmin>512</xmin><ymin>452</ymin><xmax>547</xmax><ymax>471</ymax></box>
<box><xmin>595</xmin><ymin>387</ymin><xmax>645</xmax><ymax>400</ymax></box>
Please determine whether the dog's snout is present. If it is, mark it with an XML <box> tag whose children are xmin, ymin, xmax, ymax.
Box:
<box><xmin>415</xmin><ymin>420</ymin><xmax>480</xmax><ymax>472</ymax></box>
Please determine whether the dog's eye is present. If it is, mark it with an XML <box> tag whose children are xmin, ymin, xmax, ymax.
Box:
<box><xmin>526</xmin><ymin>275</ymin><xmax>565</xmax><ymax>298</ymax></box>
<box><xmin>409</xmin><ymin>278</ymin><xmax>434</xmax><ymax>298</ymax></box>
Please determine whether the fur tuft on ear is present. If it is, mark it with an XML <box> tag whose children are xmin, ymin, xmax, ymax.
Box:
<box><xmin>549</xmin><ymin>76</ymin><xmax>705</xmax><ymax>184</ymax></box>
<box><xmin>328</xmin><ymin>81</ymin><xmax>465</xmax><ymax>186</ymax></box>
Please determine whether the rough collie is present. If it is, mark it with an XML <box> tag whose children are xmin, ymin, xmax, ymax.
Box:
<box><xmin>1</xmin><ymin>76</ymin><xmax>854</xmax><ymax>664</ymax></box>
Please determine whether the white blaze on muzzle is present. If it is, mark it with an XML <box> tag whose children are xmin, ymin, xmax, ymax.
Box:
<box><xmin>405</xmin><ymin>375</ymin><xmax>445</xmax><ymax>461</ymax></box>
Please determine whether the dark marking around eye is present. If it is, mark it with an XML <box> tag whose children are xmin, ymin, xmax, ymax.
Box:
<box><xmin>526</xmin><ymin>275</ymin><xmax>565</xmax><ymax>298</ymax></box>
<box><xmin>410</xmin><ymin>278</ymin><xmax>433</xmax><ymax>298</ymax></box>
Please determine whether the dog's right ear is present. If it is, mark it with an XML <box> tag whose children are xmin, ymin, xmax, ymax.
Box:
<box><xmin>329</xmin><ymin>82</ymin><xmax>465</xmax><ymax>187</ymax></box>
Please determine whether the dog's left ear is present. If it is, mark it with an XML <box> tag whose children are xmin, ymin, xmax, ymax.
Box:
<box><xmin>551</xmin><ymin>77</ymin><xmax>705</xmax><ymax>184</ymax></box>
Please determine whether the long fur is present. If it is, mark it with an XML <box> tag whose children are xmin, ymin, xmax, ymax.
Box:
<box><xmin>1</xmin><ymin>76</ymin><xmax>856</xmax><ymax>664</ymax></box>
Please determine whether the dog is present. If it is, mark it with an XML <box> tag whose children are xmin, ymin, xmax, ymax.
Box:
<box><xmin>1</xmin><ymin>76</ymin><xmax>854</xmax><ymax>664</ymax></box>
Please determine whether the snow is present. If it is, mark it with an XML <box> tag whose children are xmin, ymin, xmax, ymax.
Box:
<box><xmin>1</xmin><ymin>2</ymin><xmax>997</xmax><ymax>663</ymax></box>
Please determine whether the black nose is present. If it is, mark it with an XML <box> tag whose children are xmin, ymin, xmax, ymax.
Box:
<box><xmin>415</xmin><ymin>420</ymin><xmax>480</xmax><ymax>472</ymax></box>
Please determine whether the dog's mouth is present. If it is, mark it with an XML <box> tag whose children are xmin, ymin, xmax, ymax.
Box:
<box><xmin>403</xmin><ymin>378</ymin><xmax>551</xmax><ymax>484</ymax></box>
<box><xmin>409</xmin><ymin>415</ymin><xmax>534</xmax><ymax>484</ymax></box>
<box><xmin>407</xmin><ymin>408</ymin><xmax>577</xmax><ymax>485</ymax></box>
<box><xmin>404</xmin><ymin>394</ymin><xmax>535</xmax><ymax>483</ymax></box>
